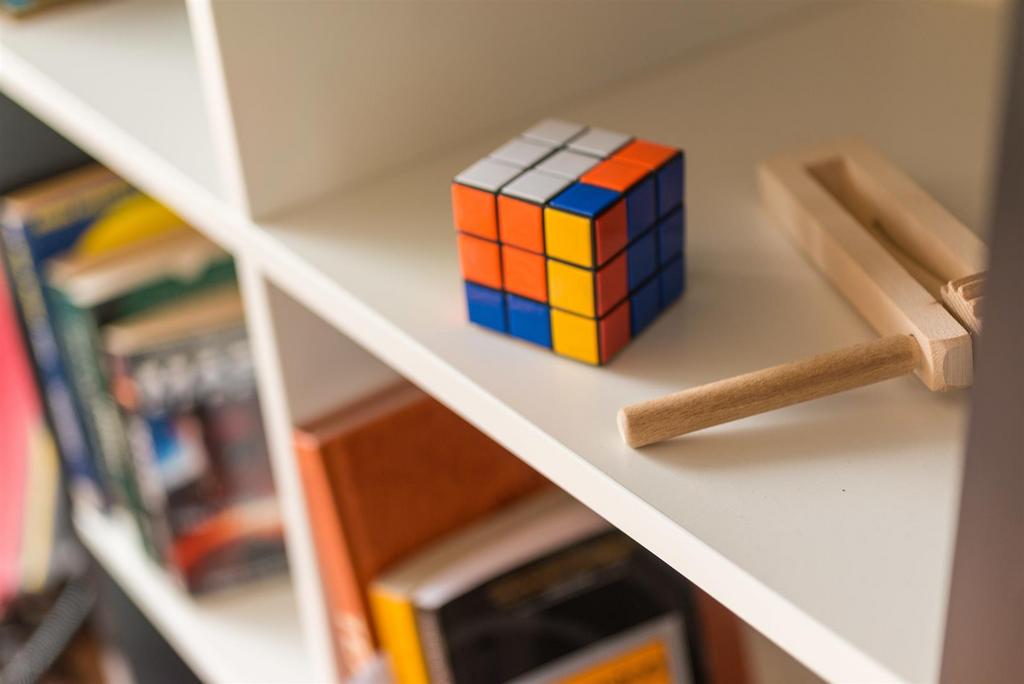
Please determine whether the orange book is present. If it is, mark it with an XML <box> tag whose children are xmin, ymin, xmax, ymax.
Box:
<box><xmin>294</xmin><ymin>382</ymin><xmax>548</xmax><ymax>677</ymax></box>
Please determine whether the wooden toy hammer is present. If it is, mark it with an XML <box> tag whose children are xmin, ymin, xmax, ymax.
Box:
<box><xmin>618</xmin><ymin>139</ymin><xmax>987</xmax><ymax>448</ymax></box>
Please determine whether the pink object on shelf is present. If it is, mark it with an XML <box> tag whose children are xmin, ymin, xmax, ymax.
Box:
<box><xmin>0</xmin><ymin>266</ymin><xmax>38</xmax><ymax>609</ymax></box>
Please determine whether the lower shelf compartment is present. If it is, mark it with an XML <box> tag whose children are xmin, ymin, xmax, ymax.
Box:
<box><xmin>73</xmin><ymin>505</ymin><xmax>313</xmax><ymax>684</ymax></box>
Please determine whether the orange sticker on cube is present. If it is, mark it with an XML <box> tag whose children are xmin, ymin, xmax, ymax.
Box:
<box><xmin>452</xmin><ymin>158</ymin><xmax>523</xmax><ymax>240</ymax></box>
<box><xmin>502</xmin><ymin>245</ymin><xmax>547</xmax><ymax>302</ymax></box>
<box><xmin>498</xmin><ymin>195</ymin><xmax>544</xmax><ymax>253</ymax></box>
<box><xmin>499</xmin><ymin>170</ymin><xmax>572</xmax><ymax>253</ymax></box>
<box><xmin>612</xmin><ymin>139</ymin><xmax>679</xmax><ymax>171</ymax></box>
<box><xmin>457</xmin><ymin>233</ymin><xmax>502</xmax><ymax>289</ymax></box>
<box><xmin>451</xmin><ymin>184</ymin><xmax>498</xmax><ymax>240</ymax></box>
<box><xmin>581</xmin><ymin>158</ymin><xmax>649</xmax><ymax>193</ymax></box>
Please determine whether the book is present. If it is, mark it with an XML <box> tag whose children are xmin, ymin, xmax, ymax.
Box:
<box><xmin>0</xmin><ymin>254</ymin><xmax>69</xmax><ymax>614</ymax></box>
<box><xmin>0</xmin><ymin>260</ymin><xmax>41</xmax><ymax>609</ymax></box>
<box><xmin>104</xmin><ymin>287</ymin><xmax>286</xmax><ymax>594</ymax></box>
<box><xmin>44</xmin><ymin>228</ymin><xmax>234</xmax><ymax>550</ymax></box>
<box><xmin>371</xmin><ymin>492</ymin><xmax>714</xmax><ymax>684</ymax></box>
<box><xmin>294</xmin><ymin>384</ymin><xmax>549</xmax><ymax>677</ymax></box>
<box><xmin>1</xmin><ymin>167</ymin><xmax>184</xmax><ymax>505</ymax></box>
<box><xmin>0</xmin><ymin>165</ymin><xmax>136</xmax><ymax>507</ymax></box>
<box><xmin>508</xmin><ymin>614</ymin><xmax>690</xmax><ymax>684</ymax></box>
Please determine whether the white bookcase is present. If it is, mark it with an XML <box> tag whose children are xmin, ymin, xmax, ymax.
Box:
<box><xmin>0</xmin><ymin>1</ymin><xmax>1013</xmax><ymax>682</ymax></box>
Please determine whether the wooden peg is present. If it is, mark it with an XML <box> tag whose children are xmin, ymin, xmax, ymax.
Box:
<box><xmin>618</xmin><ymin>335</ymin><xmax>920</xmax><ymax>448</ymax></box>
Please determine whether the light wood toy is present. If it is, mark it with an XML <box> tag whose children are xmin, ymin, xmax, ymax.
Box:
<box><xmin>618</xmin><ymin>139</ymin><xmax>987</xmax><ymax>448</ymax></box>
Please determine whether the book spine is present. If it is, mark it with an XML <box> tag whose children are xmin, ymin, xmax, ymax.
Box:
<box><xmin>694</xmin><ymin>588</ymin><xmax>749</xmax><ymax>684</ymax></box>
<box><xmin>295</xmin><ymin>433</ymin><xmax>370</xmax><ymax>678</ymax></box>
<box><xmin>49</xmin><ymin>288</ymin><xmax>157</xmax><ymax>557</ymax></box>
<box><xmin>46</xmin><ymin>289</ymin><xmax>125</xmax><ymax>502</ymax></box>
<box><xmin>415</xmin><ymin>608</ymin><xmax>455</xmax><ymax>684</ymax></box>
<box><xmin>369</xmin><ymin>589</ymin><xmax>431</xmax><ymax>684</ymax></box>
<box><xmin>121</xmin><ymin>411</ymin><xmax>172</xmax><ymax>564</ymax></box>
<box><xmin>65</xmin><ymin>307</ymin><xmax>155</xmax><ymax>557</ymax></box>
<box><xmin>110</xmin><ymin>346</ymin><xmax>179</xmax><ymax>568</ymax></box>
<box><xmin>0</xmin><ymin>222</ymin><xmax>107</xmax><ymax>508</ymax></box>
<box><xmin>0</xmin><ymin>266</ymin><xmax>32</xmax><ymax>605</ymax></box>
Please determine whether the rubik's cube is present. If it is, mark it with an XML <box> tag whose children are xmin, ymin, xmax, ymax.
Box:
<box><xmin>451</xmin><ymin>119</ymin><xmax>685</xmax><ymax>365</ymax></box>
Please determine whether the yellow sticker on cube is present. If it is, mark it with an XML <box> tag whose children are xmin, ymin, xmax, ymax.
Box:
<box><xmin>547</xmin><ymin>259</ymin><xmax>595</xmax><ymax>317</ymax></box>
<box><xmin>550</xmin><ymin>308</ymin><xmax>599</xmax><ymax>365</ymax></box>
<box><xmin>544</xmin><ymin>207</ymin><xmax>593</xmax><ymax>268</ymax></box>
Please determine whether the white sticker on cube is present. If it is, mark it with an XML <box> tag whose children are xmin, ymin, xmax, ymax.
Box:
<box><xmin>500</xmin><ymin>170</ymin><xmax>572</xmax><ymax>205</ymax></box>
<box><xmin>489</xmin><ymin>138</ymin><xmax>555</xmax><ymax>168</ymax></box>
<box><xmin>534</xmin><ymin>150</ymin><xmax>601</xmax><ymax>180</ymax></box>
<box><xmin>522</xmin><ymin>119</ymin><xmax>587</xmax><ymax>147</ymax></box>
<box><xmin>568</xmin><ymin>128</ymin><xmax>632</xmax><ymax>157</ymax></box>
<box><xmin>454</xmin><ymin>158</ymin><xmax>523</xmax><ymax>192</ymax></box>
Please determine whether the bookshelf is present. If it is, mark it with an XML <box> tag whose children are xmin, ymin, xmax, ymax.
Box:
<box><xmin>0</xmin><ymin>1</ymin><xmax>1011</xmax><ymax>683</ymax></box>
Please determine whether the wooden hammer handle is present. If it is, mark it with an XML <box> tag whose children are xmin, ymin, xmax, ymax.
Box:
<box><xmin>618</xmin><ymin>335</ymin><xmax>920</xmax><ymax>448</ymax></box>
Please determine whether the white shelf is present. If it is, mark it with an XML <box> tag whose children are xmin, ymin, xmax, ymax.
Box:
<box><xmin>73</xmin><ymin>506</ymin><xmax>314</xmax><ymax>684</ymax></box>
<box><xmin>1</xmin><ymin>1</ymin><xmax>1008</xmax><ymax>683</ymax></box>
<box><xmin>249</xmin><ymin>5</ymin><xmax>1002</xmax><ymax>682</ymax></box>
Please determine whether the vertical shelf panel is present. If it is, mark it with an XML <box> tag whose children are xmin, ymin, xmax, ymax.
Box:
<box><xmin>237</xmin><ymin>257</ymin><xmax>339</xmax><ymax>682</ymax></box>
<box><xmin>238</xmin><ymin>259</ymin><xmax>400</xmax><ymax>682</ymax></box>
<box><xmin>265</xmin><ymin>281</ymin><xmax>400</xmax><ymax>426</ymax></box>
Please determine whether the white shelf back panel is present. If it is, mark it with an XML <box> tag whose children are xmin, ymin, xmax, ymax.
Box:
<box><xmin>195</xmin><ymin>0</ymin><xmax>814</xmax><ymax>218</ymax></box>
<box><xmin>266</xmin><ymin>281</ymin><xmax>400</xmax><ymax>425</ymax></box>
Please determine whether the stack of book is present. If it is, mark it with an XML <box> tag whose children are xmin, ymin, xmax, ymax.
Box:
<box><xmin>0</xmin><ymin>165</ymin><xmax>286</xmax><ymax>595</ymax></box>
<box><xmin>373</xmin><ymin>492</ymin><xmax>702</xmax><ymax>684</ymax></box>
<box><xmin>296</xmin><ymin>385</ymin><xmax>748</xmax><ymax>683</ymax></box>
<box><xmin>295</xmin><ymin>382</ymin><xmax>550</xmax><ymax>675</ymax></box>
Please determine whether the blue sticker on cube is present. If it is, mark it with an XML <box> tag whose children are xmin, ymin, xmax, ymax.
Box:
<box><xmin>626</xmin><ymin>175</ymin><xmax>657</xmax><ymax>239</ymax></box>
<box><xmin>627</xmin><ymin>228</ymin><xmax>658</xmax><ymax>291</ymax></box>
<box><xmin>549</xmin><ymin>183</ymin><xmax>620</xmax><ymax>218</ymax></box>
<box><xmin>657</xmin><ymin>206</ymin><xmax>684</xmax><ymax>265</ymax></box>
<box><xmin>660</xmin><ymin>255</ymin><xmax>685</xmax><ymax>307</ymax></box>
<box><xmin>656</xmin><ymin>153</ymin><xmax>684</xmax><ymax>217</ymax></box>
<box><xmin>506</xmin><ymin>294</ymin><xmax>552</xmax><ymax>348</ymax></box>
<box><xmin>465</xmin><ymin>282</ymin><xmax>507</xmax><ymax>332</ymax></box>
<box><xmin>630</xmin><ymin>276</ymin><xmax>661</xmax><ymax>335</ymax></box>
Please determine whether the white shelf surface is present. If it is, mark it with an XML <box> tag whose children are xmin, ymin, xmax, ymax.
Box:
<box><xmin>74</xmin><ymin>505</ymin><xmax>314</xmax><ymax>684</ymax></box>
<box><xmin>2</xmin><ymin>2</ymin><xmax>1008</xmax><ymax>683</ymax></box>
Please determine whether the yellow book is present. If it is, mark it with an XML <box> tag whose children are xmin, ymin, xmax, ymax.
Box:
<box><xmin>370</xmin><ymin>590</ymin><xmax>431</xmax><ymax>684</ymax></box>
<box><xmin>369</xmin><ymin>492</ymin><xmax>604</xmax><ymax>684</ymax></box>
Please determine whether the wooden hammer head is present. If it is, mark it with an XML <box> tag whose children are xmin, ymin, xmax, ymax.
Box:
<box><xmin>759</xmin><ymin>139</ymin><xmax>988</xmax><ymax>391</ymax></box>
